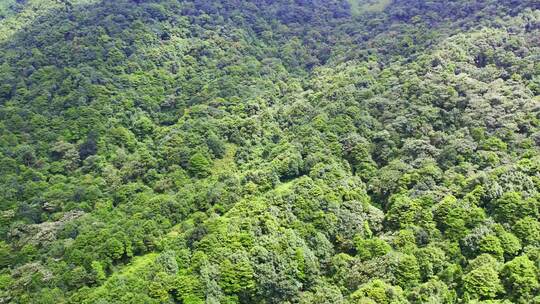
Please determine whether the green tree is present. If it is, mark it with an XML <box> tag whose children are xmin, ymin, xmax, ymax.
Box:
<box><xmin>207</xmin><ymin>132</ymin><xmax>226</xmax><ymax>158</ymax></box>
<box><xmin>91</xmin><ymin>261</ymin><xmax>106</xmax><ymax>284</ymax></box>
<box><xmin>355</xmin><ymin>237</ymin><xmax>391</xmax><ymax>261</ymax></box>
<box><xmin>188</xmin><ymin>152</ymin><xmax>212</xmax><ymax>177</ymax></box>
<box><xmin>394</xmin><ymin>253</ymin><xmax>420</xmax><ymax>289</ymax></box>
<box><xmin>501</xmin><ymin>256</ymin><xmax>539</xmax><ymax>302</ymax></box>
<box><xmin>491</xmin><ymin>192</ymin><xmax>538</xmax><ymax>224</ymax></box>
<box><xmin>478</xmin><ymin>235</ymin><xmax>504</xmax><ymax>259</ymax></box>
<box><xmin>219</xmin><ymin>257</ymin><xmax>255</xmax><ymax>295</ymax></box>
<box><xmin>385</xmin><ymin>195</ymin><xmax>429</xmax><ymax>229</ymax></box>
<box><xmin>462</xmin><ymin>259</ymin><xmax>503</xmax><ymax>300</ymax></box>
<box><xmin>350</xmin><ymin>279</ymin><xmax>407</xmax><ymax>304</ymax></box>
<box><xmin>408</xmin><ymin>279</ymin><xmax>456</xmax><ymax>304</ymax></box>
<box><xmin>513</xmin><ymin>216</ymin><xmax>540</xmax><ymax>246</ymax></box>
<box><xmin>105</xmin><ymin>239</ymin><xmax>124</xmax><ymax>260</ymax></box>
<box><xmin>0</xmin><ymin>241</ymin><xmax>12</xmax><ymax>268</ymax></box>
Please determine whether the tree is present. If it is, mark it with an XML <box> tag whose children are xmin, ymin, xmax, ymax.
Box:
<box><xmin>512</xmin><ymin>216</ymin><xmax>540</xmax><ymax>246</ymax></box>
<box><xmin>51</xmin><ymin>140</ymin><xmax>80</xmax><ymax>171</ymax></box>
<box><xmin>0</xmin><ymin>241</ymin><xmax>12</xmax><ymax>268</ymax></box>
<box><xmin>91</xmin><ymin>261</ymin><xmax>106</xmax><ymax>284</ymax></box>
<box><xmin>105</xmin><ymin>238</ymin><xmax>124</xmax><ymax>260</ymax></box>
<box><xmin>16</xmin><ymin>145</ymin><xmax>37</xmax><ymax>167</ymax></box>
<box><xmin>385</xmin><ymin>195</ymin><xmax>428</xmax><ymax>229</ymax></box>
<box><xmin>219</xmin><ymin>257</ymin><xmax>255</xmax><ymax>296</ymax></box>
<box><xmin>392</xmin><ymin>253</ymin><xmax>420</xmax><ymax>289</ymax></box>
<box><xmin>462</xmin><ymin>257</ymin><xmax>503</xmax><ymax>300</ymax></box>
<box><xmin>270</xmin><ymin>144</ymin><xmax>304</xmax><ymax>180</ymax></box>
<box><xmin>493</xmin><ymin>225</ymin><xmax>521</xmax><ymax>260</ymax></box>
<box><xmin>478</xmin><ymin>235</ymin><xmax>504</xmax><ymax>258</ymax></box>
<box><xmin>155</xmin><ymin>250</ymin><xmax>179</xmax><ymax>275</ymax></box>
<box><xmin>501</xmin><ymin>256</ymin><xmax>539</xmax><ymax>302</ymax></box>
<box><xmin>149</xmin><ymin>271</ymin><xmax>174</xmax><ymax>302</ymax></box>
<box><xmin>355</xmin><ymin>237</ymin><xmax>391</xmax><ymax>261</ymax></box>
<box><xmin>79</xmin><ymin>131</ymin><xmax>98</xmax><ymax>160</ymax></box>
<box><xmin>350</xmin><ymin>279</ymin><xmax>407</xmax><ymax>304</ymax></box>
<box><xmin>408</xmin><ymin>279</ymin><xmax>456</xmax><ymax>304</ymax></box>
<box><xmin>299</xmin><ymin>281</ymin><xmax>344</xmax><ymax>304</ymax></box>
<box><xmin>490</xmin><ymin>192</ymin><xmax>538</xmax><ymax>225</ymax></box>
<box><xmin>188</xmin><ymin>152</ymin><xmax>212</xmax><ymax>177</ymax></box>
<box><xmin>414</xmin><ymin>246</ymin><xmax>447</xmax><ymax>281</ymax></box>
<box><xmin>207</xmin><ymin>133</ymin><xmax>226</xmax><ymax>158</ymax></box>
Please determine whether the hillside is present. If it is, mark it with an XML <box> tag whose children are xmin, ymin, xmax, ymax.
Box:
<box><xmin>0</xmin><ymin>0</ymin><xmax>539</xmax><ymax>303</ymax></box>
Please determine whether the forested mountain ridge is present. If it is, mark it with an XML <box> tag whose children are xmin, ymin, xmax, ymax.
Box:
<box><xmin>0</xmin><ymin>0</ymin><xmax>539</xmax><ymax>303</ymax></box>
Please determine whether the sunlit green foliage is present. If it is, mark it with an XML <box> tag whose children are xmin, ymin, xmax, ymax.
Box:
<box><xmin>0</xmin><ymin>0</ymin><xmax>538</xmax><ymax>303</ymax></box>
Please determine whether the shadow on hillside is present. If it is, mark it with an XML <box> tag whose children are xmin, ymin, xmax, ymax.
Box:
<box><xmin>0</xmin><ymin>0</ymin><xmax>172</xmax><ymax>72</ymax></box>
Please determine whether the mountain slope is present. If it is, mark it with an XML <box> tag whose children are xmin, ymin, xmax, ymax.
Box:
<box><xmin>0</xmin><ymin>0</ymin><xmax>539</xmax><ymax>303</ymax></box>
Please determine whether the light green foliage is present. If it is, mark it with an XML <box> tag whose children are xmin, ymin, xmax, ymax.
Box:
<box><xmin>188</xmin><ymin>152</ymin><xmax>212</xmax><ymax>178</ymax></box>
<box><xmin>408</xmin><ymin>279</ymin><xmax>456</xmax><ymax>304</ymax></box>
<box><xmin>394</xmin><ymin>253</ymin><xmax>421</xmax><ymax>289</ymax></box>
<box><xmin>463</xmin><ymin>255</ymin><xmax>504</xmax><ymax>300</ymax></box>
<box><xmin>105</xmin><ymin>238</ymin><xmax>124</xmax><ymax>260</ymax></box>
<box><xmin>501</xmin><ymin>255</ymin><xmax>539</xmax><ymax>302</ymax></box>
<box><xmin>299</xmin><ymin>281</ymin><xmax>345</xmax><ymax>304</ymax></box>
<box><xmin>0</xmin><ymin>0</ymin><xmax>538</xmax><ymax>303</ymax></box>
<box><xmin>493</xmin><ymin>225</ymin><xmax>521</xmax><ymax>260</ymax></box>
<box><xmin>356</xmin><ymin>237</ymin><xmax>391</xmax><ymax>261</ymax></box>
<box><xmin>414</xmin><ymin>246</ymin><xmax>448</xmax><ymax>281</ymax></box>
<box><xmin>348</xmin><ymin>0</ymin><xmax>392</xmax><ymax>15</ymax></box>
<box><xmin>90</xmin><ymin>261</ymin><xmax>106</xmax><ymax>283</ymax></box>
<box><xmin>219</xmin><ymin>256</ymin><xmax>255</xmax><ymax>295</ymax></box>
<box><xmin>513</xmin><ymin>217</ymin><xmax>540</xmax><ymax>246</ymax></box>
<box><xmin>478</xmin><ymin>235</ymin><xmax>504</xmax><ymax>258</ymax></box>
<box><xmin>490</xmin><ymin>192</ymin><xmax>538</xmax><ymax>224</ymax></box>
<box><xmin>350</xmin><ymin>279</ymin><xmax>407</xmax><ymax>304</ymax></box>
<box><xmin>385</xmin><ymin>195</ymin><xmax>429</xmax><ymax>229</ymax></box>
<box><xmin>0</xmin><ymin>241</ymin><xmax>12</xmax><ymax>268</ymax></box>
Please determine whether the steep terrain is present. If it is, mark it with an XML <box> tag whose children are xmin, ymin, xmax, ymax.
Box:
<box><xmin>0</xmin><ymin>0</ymin><xmax>539</xmax><ymax>303</ymax></box>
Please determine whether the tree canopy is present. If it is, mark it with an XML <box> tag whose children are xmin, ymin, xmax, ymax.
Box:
<box><xmin>0</xmin><ymin>0</ymin><xmax>539</xmax><ymax>303</ymax></box>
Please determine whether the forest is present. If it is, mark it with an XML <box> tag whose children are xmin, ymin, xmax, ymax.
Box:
<box><xmin>0</xmin><ymin>0</ymin><xmax>539</xmax><ymax>303</ymax></box>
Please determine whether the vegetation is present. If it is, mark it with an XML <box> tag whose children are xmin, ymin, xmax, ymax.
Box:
<box><xmin>0</xmin><ymin>0</ymin><xmax>539</xmax><ymax>303</ymax></box>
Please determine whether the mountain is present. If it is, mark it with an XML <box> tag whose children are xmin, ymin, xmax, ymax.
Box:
<box><xmin>0</xmin><ymin>0</ymin><xmax>539</xmax><ymax>303</ymax></box>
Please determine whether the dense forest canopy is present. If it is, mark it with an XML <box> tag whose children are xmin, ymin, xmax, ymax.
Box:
<box><xmin>0</xmin><ymin>0</ymin><xmax>539</xmax><ymax>303</ymax></box>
